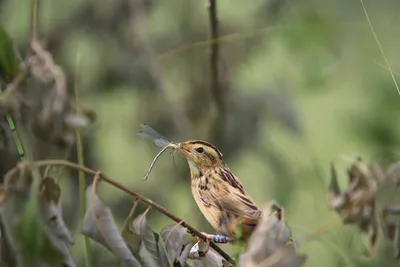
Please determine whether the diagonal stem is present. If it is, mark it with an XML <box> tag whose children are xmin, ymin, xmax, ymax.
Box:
<box><xmin>3</xmin><ymin>159</ymin><xmax>236</xmax><ymax>265</ymax></box>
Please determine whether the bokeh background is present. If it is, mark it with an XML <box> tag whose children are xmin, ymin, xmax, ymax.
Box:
<box><xmin>2</xmin><ymin>0</ymin><xmax>400</xmax><ymax>266</ymax></box>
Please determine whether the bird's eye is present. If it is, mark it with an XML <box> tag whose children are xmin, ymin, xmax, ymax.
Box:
<box><xmin>195</xmin><ymin>147</ymin><xmax>204</xmax><ymax>153</ymax></box>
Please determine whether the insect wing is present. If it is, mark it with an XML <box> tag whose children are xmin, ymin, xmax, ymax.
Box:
<box><xmin>137</xmin><ymin>123</ymin><xmax>170</xmax><ymax>148</ymax></box>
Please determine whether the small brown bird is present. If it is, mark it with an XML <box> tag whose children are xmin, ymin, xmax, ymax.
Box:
<box><xmin>173</xmin><ymin>140</ymin><xmax>263</xmax><ymax>246</ymax></box>
<box><xmin>137</xmin><ymin>124</ymin><xmax>265</xmax><ymax>249</ymax></box>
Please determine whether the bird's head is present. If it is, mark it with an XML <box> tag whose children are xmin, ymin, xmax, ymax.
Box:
<box><xmin>171</xmin><ymin>140</ymin><xmax>225</xmax><ymax>178</ymax></box>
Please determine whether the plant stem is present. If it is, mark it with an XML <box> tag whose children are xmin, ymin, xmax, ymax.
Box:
<box><xmin>4</xmin><ymin>114</ymin><xmax>26</xmax><ymax>161</ymax></box>
<box><xmin>74</xmin><ymin>53</ymin><xmax>92</xmax><ymax>267</ymax></box>
<box><xmin>360</xmin><ymin>0</ymin><xmax>400</xmax><ymax>96</ymax></box>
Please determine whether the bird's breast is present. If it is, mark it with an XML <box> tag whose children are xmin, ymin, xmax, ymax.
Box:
<box><xmin>191</xmin><ymin>176</ymin><xmax>236</xmax><ymax>237</ymax></box>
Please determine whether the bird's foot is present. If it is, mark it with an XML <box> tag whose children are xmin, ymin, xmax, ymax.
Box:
<box><xmin>195</xmin><ymin>232</ymin><xmax>232</xmax><ymax>256</ymax></box>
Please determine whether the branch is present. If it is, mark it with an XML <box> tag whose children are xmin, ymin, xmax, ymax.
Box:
<box><xmin>207</xmin><ymin>0</ymin><xmax>227</xmax><ymax>146</ymax></box>
<box><xmin>3</xmin><ymin>159</ymin><xmax>236</xmax><ymax>265</ymax></box>
<box><xmin>30</xmin><ymin>0</ymin><xmax>38</xmax><ymax>40</ymax></box>
<box><xmin>208</xmin><ymin>0</ymin><xmax>222</xmax><ymax>108</ymax></box>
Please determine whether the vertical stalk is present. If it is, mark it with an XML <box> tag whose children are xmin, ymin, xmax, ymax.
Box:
<box><xmin>4</xmin><ymin>114</ymin><xmax>26</xmax><ymax>161</ymax></box>
<box><xmin>74</xmin><ymin>53</ymin><xmax>92</xmax><ymax>267</ymax></box>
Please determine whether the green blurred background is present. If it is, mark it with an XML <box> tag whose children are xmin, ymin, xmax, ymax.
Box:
<box><xmin>2</xmin><ymin>0</ymin><xmax>400</xmax><ymax>266</ymax></box>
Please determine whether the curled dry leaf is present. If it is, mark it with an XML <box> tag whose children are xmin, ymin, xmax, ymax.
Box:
<box><xmin>28</xmin><ymin>40</ymin><xmax>95</xmax><ymax>149</ymax></box>
<box><xmin>157</xmin><ymin>239</ymin><xmax>171</xmax><ymax>267</ymax></box>
<box><xmin>39</xmin><ymin>177</ymin><xmax>74</xmax><ymax>245</ymax></box>
<box><xmin>138</xmin><ymin>243</ymin><xmax>157</xmax><ymax>267</ymax></box>
<box><xmin>379</xmin><ymin>205</ymin><xmax>400</xmax><ymax>259</ymax></box>
<box><xmin>189</xmin><ymin>242</ymin><xmax>231</xmax><ymax>267</ymax></box>
<box><xmin>160</xmin><ymin>224</ymin><xmax>188</xmax><ymax>265</ymax></box>
<box><xmin>380</xmin><ymin>206</ymin><xmax>398</xmax><ymax>241</ymax></box>
<box><xmin>241</xmin><ymin>201</ymin><xmax>305</xmax><ymax>267</ymax></box>
<box><xmin>29</xmin><ymin>39</ymin><xmax>71</xmax><ymax>149</ymax></box>
<box><xmin>386</xmin><ymin>162</ymin><xmax>400</xmax><ymax>186</ymax></box>
<box><xmin>29</xmin><ymin>40</ymin><xmax>67</xmax><ymax>113</ymax></box>
<box><xmin>327</xmin><ymin>157</ymin><xmax>382</xmax><ymax>257</ymax></box>
<box><xmin>180</xmin><ymin>244</ymin><xmax>194</xmax><ymax>267</ymax></box>
<box><xmin>132</xmin><ymin>213</ymin><xmax>171</xmax><ymax>267</ymax></box>
<box><xmin>81</xmin><ymin>185</ymin><xmax>142</xmax><ymax>267</ymax></box>
<box><xmin>121</xmin><ymin>209</ymin><xmax>142</xmax><ymax>258</ymax></box>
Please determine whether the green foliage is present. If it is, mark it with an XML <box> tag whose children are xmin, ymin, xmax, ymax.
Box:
<box><xmin>0</xmin><ymin>24</ymin><xmax>19</xmax><ymax>83</ymax></box>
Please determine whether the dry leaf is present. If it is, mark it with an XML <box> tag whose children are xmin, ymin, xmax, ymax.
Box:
<box><xmin>160</xmin><ymin>224</ymin><xmax>188</xmax><ymax>265</ymax></box>
<box><xmin>241</xmin><ymin>201</ymin><xmax>305</xmax><ymax>267</ymax></box>
<box><xmin>328</xmin><ymin>157</ymin><xmax>381</xmax><ymax>257</ymax></box>
<box><xmin>81</xmin><ymin>185</ymin><xmax>142</xmax><ymax>267</ymax></box>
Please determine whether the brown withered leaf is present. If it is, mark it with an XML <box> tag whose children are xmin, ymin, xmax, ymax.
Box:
<box><xmin>379</xmin><ymin>205</ymin><xmax>400</xmax><ymax>259</ymax></box>
<box><xmin>327</xmin><ymin>156</ymin><xmax>383</xmax><ymax>258</ymax></box>
<box><xmin>40</xmin><ymin>177</ymin><xmax>61</xmax><ymax>203</ymax></box>
<box><xmin>39</xmin><ymin>177</ymin><xmax>74</xmax><ymax>245</ymax></box>
<box><xmin>240</xmin><ymin>201</ymin><xmax>305</xmax><ymax>267</ymax></box>
<box><xmin>397</xmin><ymin>221</ymin><xmax>400</xmax><ymax>259</ymax></box>
<box><xmin>386</xmin><ymin>162</ymin><xmax>400</xmax><ymax>187</ymax></box>
<box><xmin>380</xmin><ymin>206</ymin><xmax>399</xmax><ymax>241</ymax></box>
<box><xmin>28</xmin><ymin>40</ymin><xmax>96</xmax><ymax>149</ymax></box>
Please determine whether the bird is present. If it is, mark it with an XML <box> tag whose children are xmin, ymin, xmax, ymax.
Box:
<box><xmin>138</xmin><ymin>123</ymin><xmax>291</xmax><ymax>255</ymax></box>
<box><xmin>172</xmin><ymin>140</ymin><xmax>264</xmax><ymax>249</ymax></box>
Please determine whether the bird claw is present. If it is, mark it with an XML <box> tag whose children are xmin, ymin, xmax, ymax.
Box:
<box><xmin>195</xmin><ymin>232</ymin><xmax>214</xmax><ymax>256</ymax></box>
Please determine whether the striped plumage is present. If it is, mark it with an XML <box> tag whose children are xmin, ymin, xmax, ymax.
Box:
<box><xmin>175</xmin><ymin>140</ymin><xmax>263</xmax><ymax>242</ymax></box>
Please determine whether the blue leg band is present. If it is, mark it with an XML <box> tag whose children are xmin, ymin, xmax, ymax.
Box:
<box><xmin>213</xmin><ymin>234</ymin><xmax>227</xmax><ymax>243</ymax></box>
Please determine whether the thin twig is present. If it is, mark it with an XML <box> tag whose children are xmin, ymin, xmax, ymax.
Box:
<box><xmin>30</xmin><ymin>0</ymin><xmax>38</xmax><ymax>42</ymax></box>
<box><xmin>89</xmin><ymin>172</ymin><xmax>102</xmax><ymax>222</ymax></box>
<box><xmin>89</xmin><ymin>172</ymin><xmax>109</xmax><ymax>255</ymax></box>
<box><xmin>360</xmin><ymin>0</ymin><xmax>400</xmax><ymax>96</ymax></box>
<box><xmin>3</xmin><ymin>159</ymin><xmax>236</xmax><ymax>265</ymax></box>
<box><xmin>121</xmin><ymin>199</ymin><xmax>139</xmax><ymax>232</ymax></box>
<box><xmin>158</xmin><ymin>25</ymin><xmax>282</xmax><ymax>61</ymax></box>
<box><xmin>208</xmin><ymin>0</ymin><xmax>221</xmax><ymax>106</ymax></box>
<box><xmin>373</xmin><ymin>59</ymin><xmax>400</xmax><ymax>77</ymax></box>
<box><xmin>208</xmin><ymin>0</ymin><xmax>226</xmax><ymax>144</ymax></box>
<box><xmin>138</xmin><ymin>206</ymin><xmax>152</xmax><ymax>235</ymax></box>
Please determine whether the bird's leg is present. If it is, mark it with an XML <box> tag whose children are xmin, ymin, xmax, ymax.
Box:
<box><xmin>199</xmin><ymin>232</ymin><xmax>234</xmax><ymax>243</ymax></box>
<box><xmin>195</xmin><ymin>232</ymin><xmax>233</xmax><ymax>256</ymax></box>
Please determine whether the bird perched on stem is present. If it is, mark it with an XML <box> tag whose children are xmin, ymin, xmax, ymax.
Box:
<box><xmin>172</xmin><ymin>140</ymin><xmax>264</xmax><ymax>250</ymax></box>
<box><xmin>138</xmin><ymin>124</ymin><xmax>282</xmax><ymax>253</ymax></box>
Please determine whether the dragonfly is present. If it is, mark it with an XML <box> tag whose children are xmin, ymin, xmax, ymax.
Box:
<box><xmin>136</xmin><ymin>123</ymin><xmax>178</xmax><ymax>180</ymax></box>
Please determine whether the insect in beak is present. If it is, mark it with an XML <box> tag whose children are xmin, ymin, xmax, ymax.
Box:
<box><xmin>138</xmin><ymin>124</ymin><xmax>187</xmax><ymax>180</ymax></box>
<box><xmin>142</xmin><ymin>142</ymin><xmax>178</xmax><ymax>181</ymax></box>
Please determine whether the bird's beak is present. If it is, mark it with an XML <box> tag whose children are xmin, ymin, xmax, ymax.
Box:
<box><xmin>170</xmin><ymin>142</ymin><xmax>190</xmax><ymax>158</ymax></box>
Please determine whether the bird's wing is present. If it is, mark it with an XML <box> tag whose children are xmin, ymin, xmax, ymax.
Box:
<box><xmin>196</xmin><ymin>168</ymin><xmax>261</xmax><ymax>219</ymax></box>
